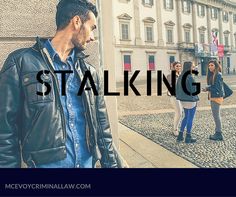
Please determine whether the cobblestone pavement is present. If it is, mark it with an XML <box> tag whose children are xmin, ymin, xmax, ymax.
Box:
<box><xmin>117</xmin><ymin>75</ymin><xmax>236</xmax><ymax>168</ymax></box>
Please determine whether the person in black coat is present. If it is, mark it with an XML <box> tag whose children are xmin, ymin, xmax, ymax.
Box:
<box><xmin>176</xmin><ymin>62</ymin><xmax>200</xmax><ymax>144</ymax></box>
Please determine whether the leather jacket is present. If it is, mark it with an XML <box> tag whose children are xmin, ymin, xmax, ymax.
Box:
<box><xmin>0</xmin><ymin>37</ymin><xmax>122</xmax><ymax>168</ymax></box>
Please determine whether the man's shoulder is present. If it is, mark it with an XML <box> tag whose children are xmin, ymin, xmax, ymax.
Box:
<box><xmin>7</xmin><ymin>47</ymin><xmax>35</xmax><ymax>59</ymax></box>
<box><xmin>4</xmin><ymin>46</ymin><xmax>40</xmax><ymax>67</ymax></box>
<box><xmin>1</xmin><ymin>45</ymin><xmax>40</xmax><ymax>74</ymax></box>
<box><xmin>1</xmin><ymin>48</ymin><xmax>30</xmax><ymax>72</ymax></box>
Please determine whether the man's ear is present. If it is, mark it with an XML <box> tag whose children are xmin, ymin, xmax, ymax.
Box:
<box><xmin>72</xmin><ymin>15</ymin><xmax>82</xmax><ymax>30</ymax></box>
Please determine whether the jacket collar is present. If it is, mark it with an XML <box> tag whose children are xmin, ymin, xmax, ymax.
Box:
<box><xmin>33</xmin><ymin>37</ymin><xmax>89</xmax><ymax>61</ymax></box>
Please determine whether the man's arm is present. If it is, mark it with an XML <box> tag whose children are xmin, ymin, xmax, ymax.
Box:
<box><xmin>0</xmin><ymin>55</ymin><xmax>22</xmax><ymax>168</ymax></box>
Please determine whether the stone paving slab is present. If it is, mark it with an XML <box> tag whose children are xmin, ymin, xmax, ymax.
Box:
<box><xmin>120</xmin><ymin>140</ymin><xmax>156</xmax><ymax>168</ymax></box>
<box><xmin>119</xmin><ymin>123</ymin><xmax>197</xmax><ymax>168</ymax></box>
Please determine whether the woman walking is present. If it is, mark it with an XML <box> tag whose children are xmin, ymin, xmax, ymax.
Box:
<box><xmin>205</xmin><ymin>60</ymin><xmax>224</xmax><ymax>141</ymax></box>
<box><xmin>176</xmin><ymin>62</ymin><xmax>199</xmax><ymax>144</ymax></box>
<box><xmin>167</xmin><ymin>62</ymin><xmax>183</xmax><ymax>137</ymax></box>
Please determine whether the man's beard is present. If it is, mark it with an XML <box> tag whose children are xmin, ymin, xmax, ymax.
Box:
<box><xmin>73</xmin><ymin>24</ymin><xmax>86</xmax><ymax>51</ymax></box>
<box><xmin>75</xmin><ymin>42</ymin><xmax>86</xmax><ymax>51</ymax></box>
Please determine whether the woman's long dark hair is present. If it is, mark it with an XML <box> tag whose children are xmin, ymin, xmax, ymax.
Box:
<box><xmin>207</xmin><ymin>60</ymin><xmax>222</xmax><ymax>85</ymax></box>
<box><xmin>182</xmin><ymin>61</ymin><xmax>193</xmax><ymax>73</ymax></box>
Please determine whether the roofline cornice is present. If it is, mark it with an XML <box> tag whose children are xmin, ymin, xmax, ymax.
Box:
<box><xmin>194</xmin><ymin>0</ymin><xmax>236</xmax><ymax>10</ymax></box>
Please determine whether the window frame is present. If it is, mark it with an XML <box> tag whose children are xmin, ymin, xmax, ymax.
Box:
<box><xmin>182</xmin><ymin>0</ymin><xmax>191</xmax><ymax>14</ymax></box>
<box><xmin>145</xmin><ymin>24</ymin><xmax>154</xmax><ymax>42</ymax></box>
<box><xmin>223</xmin><ymin>11</ymin><xmax>229</xmax><ymax>22</ymax></box>
<box><xmin>166</xmin><ymin>28</ymin><xmax>174</xmax><ymax>43</ymax></box>
<box><xmin>211</xmin><ymin>7</ymin><xmax>218</xmax><ymax>20</ymax></box>
<box><xmin>224</xmin><ymin>35</ymin><xmax>229</xmax><ymax>47</ymax></box>
<box><xmin>146</xmin><ymin>53</ymin><xmax>156</xmax><ymax>71</ymax></box>
<box><xmin>120</xmin><ymin>22</ymin><xmax>130</xmax><ymax>41</ymax></box>
<box><xmin>234</xmin><ymin>33</ymin><xmax>236</xmax><ymax>49</ymax></box>
<box><xmin>184</xmin><ymin>30</ymin><xmax>191</xmax><ymax>43</ymax></box>
<box><xmin>199</xmin><ymin>32</ymin><xmax>205</xmax><ymax>44</ymax></box>
<box><xmin>122</xmin><ymin>53</ymin><xmax>132</xmax><ymax>72</ymax></box>
<box><xmin>197</xmin><ymin>4</ymin><xmax>205</xmax><ymax>17</ymax></box>
<box><xmin>142</xmin><ymin>0</ymin><xmax>154</xmax><ymax>7</ymax></box>
<box><xmin>164</xmin><ymin>0</ymin><xmax>174</xmax><ymax>10</ymax></box>
<box><xmin>233</xmin><ymin>14</ymin><xmax>236</xmax><ymax>24</ymax></box>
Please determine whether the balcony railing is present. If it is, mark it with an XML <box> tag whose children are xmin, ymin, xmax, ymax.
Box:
<box><xmin>178</xmin><ymin>42</ymin><xmax>195</xmax><ymax>51</ymax></box>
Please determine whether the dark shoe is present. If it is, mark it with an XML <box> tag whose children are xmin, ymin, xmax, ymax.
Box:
<box><xmin>176</xmin><ymin>132</ymin><xmax>184</xmax><ymax>142</ymax></box>
<box><xmin>209</xmin><ymin>132</ymin><xmax>223</xmax><ymax>141</ymax></box>
<box><xmin>185</xmin><ymin>134</ymin><xmax>197</xmax><ymax>144</ymax></box>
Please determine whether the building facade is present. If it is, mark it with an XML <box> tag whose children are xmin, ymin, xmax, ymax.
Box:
<box><xmin>101</xmin><ymin>0</ymin><xmax>236</xmax><ymax>82</ymax></box>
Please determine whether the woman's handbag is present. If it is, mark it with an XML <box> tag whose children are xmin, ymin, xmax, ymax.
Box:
<box><xmin>223</xmin><ymin>82</ymin><xmax>233</xmax><ymax>99</ymax></box>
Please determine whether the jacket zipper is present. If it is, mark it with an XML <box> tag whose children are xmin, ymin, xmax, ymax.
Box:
<box><xmin>75</xmin><ymin>63</ymin><xmax>91</xmax><ymax>154</ymax></box>
<box><xmin>40</xmin><ymin>48</ymin><xmax>67</xmax><ymax>142</ymax></box>
<box><xmin>81</xmin><ymin>65</ymin><xmax>110</xmax><ymax>166</ymax></box>
<box><xmin>82</xmin><ymin>96</ymin><xmax>91</xmax><ymax>154</ymax></box>
<box><xmin>77</xmin><ymin>63</ymin><xmax>109</xmax><ymax>166</ymax></box>
<box><xmin>84</xmin><ymin>66</ymin><xmax>110</xmax><ymax>166</ymax></box>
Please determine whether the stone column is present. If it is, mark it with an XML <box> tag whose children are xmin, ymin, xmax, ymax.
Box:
<box><xmin>176</xmin><ymin>0</ymin><xmax>183</xmax><ymax>62</ymax></box>
<box><xmin>100</xmin><ymin>0</ymin><xmax>120</xmax><ymax>148</ymax></box>
<box><xmin>207</xmin><ymin>6</ymin><xmax>212</xmax><ymax>44</ymax></box>
<box><xmin>229</xmin><ymin>12</ymin><xmax>234</xmax><ymax>49</ymax></box>
<box><xmin>156</xmin><ymin>0</ymin><xmax>164</xmax><ymax>46</ymax></box>
<box><xmin>192</xmin><ymin>1</ymin><xmax>197</xmax><ymax>43</ymax></box>
<box><xmin>218</xmin><ymin>8</ymin><xmax>223</xmax><ymax>44</ymax></box>
<box><xmin>133</xmin><ymin>0</ymin><xmax>142</xmax><ymax>45</ymax></box>
<box><xmin>176</xmin><ymin>0</ymin><xmax>183</xmax><ymax>43</ymax></box>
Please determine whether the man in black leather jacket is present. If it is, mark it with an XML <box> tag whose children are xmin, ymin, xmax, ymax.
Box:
<box><xmin>0</xmin><ymin>0</ymin><xmax>126</xmax><ymax>168</ymax></box>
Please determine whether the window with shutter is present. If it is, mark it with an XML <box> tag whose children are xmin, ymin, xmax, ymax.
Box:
<box><xmin>145</xmin><ymin>26</ymin><xmax>154</xmax><ymax>42</ymax></box>
<box><xmin>164</xmin><ymin>0</ymin><xmax>167</xmax><ymax>9</ymax></box>
<box><xmin>224</xmin><ymin>35</ymin><xmax>229</xmax><ymax>47</ymax></box>
<box><xmin>123</xmin><ymin>55</ymin><xmax>132</xmax><ymax>72</ymax></box>
<box><xmin>184</xmin><ymin>31</ymin><xmax>191</xmax><ymax>43</ymax></box>
<box><xmin>223</xmin><ymin>11</ymin><xmax>229</xmax><ymax>22</ymax></box>
<box><xmin>182</xmin><ymin>0</ymin><xmax>190</xmax><ymax>13</ymax></box>
<box><xmin>233</xmin><ymin>14</ymin><xmax>236</xmax><ymax>24</ymax></box>
<box><xmin>234</xmin><ymin>34</ymin><xmax>236</xmax><ymax>48</ymax></box>
<box><xmin>198</xmin><ymin>4</ymin><xmax>205</xmax><ymax>17</ymax></box>
<box><xmin>121</xmin><ymin>23</ymin><xmax>129</xmax><ymax>40</ymax></box>
<box><xmin>167</xmin><ymin>29</ymin><xmax>173</xmax><ymax>43</ymax></box>
<box><xmin>211</xmin><ymin>8</ymin><xmax>218</xmax><ymax>19</ymax></box>
<box><xmin>199</xmin><ymin>32</ymin><xmax>205</xmax><ymax>44</ymax></box>
<box><xmin>143</xmin><ymin>0</ymin><xmax>154</xmax><ymax>7</ymax></box>
<box><xmin>148</xmin><ymin>55</ymin><xmax>156</xmax><ymax>71</ymax></box>
<box><xmin>164</xmin><ymin>0</ymin><xmax>173</xmax><ymax>10</ymax></box>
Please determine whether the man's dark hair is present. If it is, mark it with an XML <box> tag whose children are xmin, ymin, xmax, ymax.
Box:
<box><xmin>56</xmin><ymin>0</ymin><xmax>98</xmax><ymax>30</ymax></box>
